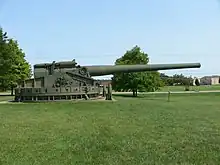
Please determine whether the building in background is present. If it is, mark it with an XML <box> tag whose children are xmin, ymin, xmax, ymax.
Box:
<box><xmin>199</xmin><ymin>75</ymin><xmax>220</xmax><ymax>85</ymax></box>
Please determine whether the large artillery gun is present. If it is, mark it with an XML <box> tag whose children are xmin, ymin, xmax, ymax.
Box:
<box><xmin>14</xmin><ymin>59</ymin><xmax>201</xmax><ymax>102</ymax></box>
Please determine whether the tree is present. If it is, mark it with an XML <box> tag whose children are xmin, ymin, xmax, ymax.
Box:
<box><xmin>111</xmin><ymin>45</ymin><xmax>163</xmax><ymax>96</ymax></box>
<box><xmin>0</xmin><ymin>28</ymin><xmax>10</xmax><ymax>91</ymax></box>
<box><xmin>171</xmin><ymin>74</ymin><xmax>193</xmax><ymax>86</ymax></box>
<box><xmin>0</xmin><ymin>27</ymin><xmax>32</xmax><ymax>93</ymax></box>
<box><xmin>160</xmin><ymin>73</ymin><xmax>174</xmax><ymax>86</ymax></box>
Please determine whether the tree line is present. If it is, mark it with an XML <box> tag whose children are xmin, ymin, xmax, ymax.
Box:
<box><xmin>160</xmin><ymin>73</ymin><xmax>195</xmax><ymax>86</ymax></box>
<box><xmin>0</xmin><ymin>27</ymin><xmax>32</xmax><ymax>93</ymax></box>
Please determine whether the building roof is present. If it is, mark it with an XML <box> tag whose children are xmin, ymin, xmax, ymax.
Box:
<box><xmin>201</xmin><ymin>75</ymin><xmax>219</xmax><ymax>79</ymax></box>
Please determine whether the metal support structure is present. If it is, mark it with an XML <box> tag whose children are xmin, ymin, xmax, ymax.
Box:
<box><xmin>105</xmin><ymin>84</ymin><xmax>112</xmax><ymax>100</ymax></box>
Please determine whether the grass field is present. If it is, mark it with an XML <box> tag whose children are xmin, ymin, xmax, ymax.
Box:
<box><xmin>0</xmin><ymin>93</ymin><xmax>220</xmax><ymax>164</ymax></box>
<box><xmin>111</xmin><ymin>84</ymin><xmax>220</xmax><ymax>92</ymax></box>
<box><xmin>158</xmin><ymin>84</ymin><xmax>220</xmax><ymax>92</ymax></box>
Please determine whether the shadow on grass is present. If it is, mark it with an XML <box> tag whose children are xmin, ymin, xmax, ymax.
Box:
<box><xmin>0</xmin><ymin>94</ymin><xmax>14</xmax><ymax>97</ymax></box>
<box><xmin>112</xmin><ymin>93</ymin><xmax>169</xmax><ymax>101</ymax></box>
<box><xmin>112</xmin><ymin>94</ymin><xmax>140</xmax><ymax>98</ymax></box>
<box><xmin>112</xmin><ymin>93</ymin><xmax>167</xmax><ymax>98</ymax></box>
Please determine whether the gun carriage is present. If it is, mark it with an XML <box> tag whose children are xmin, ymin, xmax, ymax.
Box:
<box><xmin>14</xmin><ymin>59</ymin><xmax>201</xmax><ymax>102</ymax></box>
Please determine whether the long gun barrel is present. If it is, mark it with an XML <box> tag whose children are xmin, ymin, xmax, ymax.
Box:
<box><xmin>85</xmin><ymin>63</ymin><xmax>201</xmax><ymax>76</ymax></box>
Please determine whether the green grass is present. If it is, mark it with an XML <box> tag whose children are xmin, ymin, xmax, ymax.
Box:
<box><xmin>0</xmin><ymin>96</ymin><xmax>14</xmax><ymax>102</ymax></box>
<box><xmin>0</xmin><ymin>93</ymin><xmax>220</xmax><ymax>164</ymax></box>
<box><xmin>158</xmin><ymin>84</ymin><xmax>220</xmax><ymax>92</ymax></box>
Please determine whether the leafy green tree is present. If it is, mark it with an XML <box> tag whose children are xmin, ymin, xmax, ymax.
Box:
<box><xmin>171</xmin><ymin>74</ymin><xmax>193</xmax><ymax>86</ymax></box>
<box><xmin>0</xmin><ymin>28</ymin><xmax>9</xmax><ymax>91</ymax></box>
<box><xmin>160</xmin><ymin>73</ymin><xmax>174</xmax><ymax>86</ymax></box>
<box><xmin>111</xmin><ymin>45</ymin><xmax>163</xmax><ymax>96</ymax></box>
<box><xmin>0</xmin><ymin>27</ymin><xmax>32</xmax><ymax>93</ymax></box>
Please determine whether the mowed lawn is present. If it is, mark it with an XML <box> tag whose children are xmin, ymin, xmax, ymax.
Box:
<box><xmin>0</xmin><ymin>93</ymin><xmax>220</xmax><ymax>164</ymax></box>
<box><xmin>158</xmin><ymin>84</ymin><xmax>220</xmax><ymax>92</ymax></box>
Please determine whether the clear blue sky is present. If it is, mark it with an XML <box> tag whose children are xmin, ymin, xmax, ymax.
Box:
<box><xmin>0</xmin><ymin>0</ymin><xmax>220</xmax><ymax>79</ymax></box>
